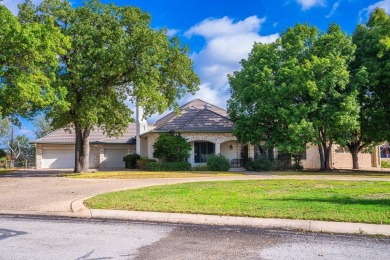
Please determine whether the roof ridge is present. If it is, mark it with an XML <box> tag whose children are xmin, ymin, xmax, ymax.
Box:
<box><xmin>202</xmin><ymin>108</ymin><xmax>231</xmax><ymax>121</ymax></box>
<box><xmin>175</xmin><ymin>107</ymin><xmax>207</xmax><ymax>131</ymax></box>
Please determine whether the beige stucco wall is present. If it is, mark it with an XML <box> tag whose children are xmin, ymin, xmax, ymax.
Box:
<box><xmin>221</xmin><ymin>140</ymin><xmax>238</xmax><ymax>162</ymax></box>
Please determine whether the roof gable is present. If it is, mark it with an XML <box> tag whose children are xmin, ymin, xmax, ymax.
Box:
<box><xmin>153</xmin><ymin>99</ymin><xmax>233</xmax><ymax>132</ymax></box>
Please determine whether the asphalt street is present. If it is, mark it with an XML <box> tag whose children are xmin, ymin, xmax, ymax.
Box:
<box><xmin>1</xmin><ymin>216</ymin><xmax>389</xmax><ymax>260</ymax></box>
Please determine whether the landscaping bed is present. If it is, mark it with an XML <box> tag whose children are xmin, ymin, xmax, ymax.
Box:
<box><xmin>85</xmin><ymin>179</ymin><xmax>390</xmax><ymax>224</ymax></box>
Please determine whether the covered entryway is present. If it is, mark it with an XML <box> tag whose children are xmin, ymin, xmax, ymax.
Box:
<box><xmin>103</xmin><ymin>148</ymin><xmax>129</xmax><ymax>168</ymax></box>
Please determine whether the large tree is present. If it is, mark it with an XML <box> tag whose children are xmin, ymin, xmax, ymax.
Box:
<box><xmin>228</xmin><ymin>23</ymin><xmax>358</xmax><ymax>171</ymax></box>
<box><xmin>32</xmin><ymin>114</ymin><xmax>53</xmax><ymax>138</ymax></box>
<box><xmin>20</xmin><ymin>0</ymin><xmax>199</xmax><ymax>172</ymax></box>
<box><xmin>352</xmin><ymin>9</ymin><xmax>390</xmax><ymax>141</ymax></box>
<box><xmin>0</xmin><ymin>4</ymin><xmax>69</xmax><ymax>123</ymax></box>
<box><xmin>336</xmin><ymin>8</ymin><xmax>390</xmax><ymax>169</ymax></box>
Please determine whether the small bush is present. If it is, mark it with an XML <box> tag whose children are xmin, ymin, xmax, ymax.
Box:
<box><xmin>146</xmin><ymin>161</ymin><xmax>192</xmax><ymax>171</ymax></box>
<box><xmin>0</xmin><ymin>149</ymin><xmax>6</xmax><ymax>158</ymax></box>
<box><xmin>137</xmin><ymin>158</ymin><xmax>157</xmax><ymax>170</ymax></box>
<box><xmin>123</xmin><ymin>154</ymin><xmax>141</xmax><ymax>169</ymax></box>
<box><xmin>207</xmin><ymin>154</ymin><xmax>230</xmax><ymax>171</ymax></box>
<box><xmin>381</xmin><ymin>160</ymin><xmax>390</xmax><ymax>168</ymax></box>
<box><xmin>192</xmin><ymin>164</ymin><xmax>210</xmax><ymax>171</ymax></box>
<box><xmin>246</xmin><ymin>156</ymin><xmax>273</xmax><ymax>171</ymax></box>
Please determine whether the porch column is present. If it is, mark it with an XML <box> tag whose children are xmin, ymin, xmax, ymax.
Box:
<box><xmin>35</xmin><ymin>144</ymin><xmax>42</xmax><ymax>169</ymax></box>
<box><xmin>248</xmin><ymin>144</ymin><xmax>255</xmax><ymax>159</ymax></box>
<box><xmin>189</xmin><ymin>142</ymin><xmax>195</xmax><ymax>165</ymax></box>
<box><xmin>215</xmin><ymin>141</ymin><xmax>221</xmax><ymax>155</ymax></box>
<box><xmin>237</xmin><ymin>143</ymin><xmax>242</xmax><ymax>159</ymax></box>
<box><xmin>98</xmin><ymin>145</ymin><xmax>104</xmax><ymax>168</ymax></box>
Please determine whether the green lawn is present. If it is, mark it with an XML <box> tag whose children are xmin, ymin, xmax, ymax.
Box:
<box><xmin>0</xmin><ymin>168</ymin><xmax>15</xmax><ymax>174</ymax></box>
<box><xmin>65</xmin><ymin>170</ymin><xmax>243</xmax><ymax>179</ymax></box>
<box><xmin>85</xmin><ymin>179</ymin><xmax>390</xmax><ymax>224</ymax></box>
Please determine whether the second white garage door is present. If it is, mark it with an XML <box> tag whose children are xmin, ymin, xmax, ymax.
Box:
<box><xmin>104</xmin><ymin>148</ymin><xmax>128</xmax><ymax>168</ymax></box>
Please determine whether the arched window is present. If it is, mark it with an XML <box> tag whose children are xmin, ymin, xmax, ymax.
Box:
<box><xmin>194</xmin><ymin>142</ymin><xmax>215</xmax><ymax>163</ymax></box>
<box><xmin>381</xmin><ymin>144</ymin><xmax>390</xmax><ymax>158</ymax></box>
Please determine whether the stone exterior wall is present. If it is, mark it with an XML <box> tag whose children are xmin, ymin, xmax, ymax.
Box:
<box><xmin>301</xmin><ymin>145</ymin><xmax>321</xmax><ymax>169</ymax></box>
<box><xmin>301</xmin><ymin>144</ymin><xmax>379</xmax><ymax>170</ymax></box>
<box><xmin>332</xmin><ymin>151</ymin><xmax>372</xmax><ymax>169</ymax></box>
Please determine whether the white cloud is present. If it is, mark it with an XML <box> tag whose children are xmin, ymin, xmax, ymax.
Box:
<box><xmin>182</xmin><ymin>16</ymin><xmax>279</xmax><ymax>111</ymax></box>
<box><xmin>326</xmin><ymin>1</ymin><xmax>340</xmax><ymax>18</ymax></box>
<box><xmin>295</xmin><ymin>0</ymin><xmax>326</xmax><ymax>10</ymax></box>
<box><xmin>359</xmin><ymin>0</ymin><xmax>390</xmax><ymax>23</ymax></box>
<box><xmin>362</xmin><ymin>0</ymin><xmax>390</xmax><ymax>15</ymax></box>
<box><xmin>1</xmin><ymin>0</ymin><xmax>43</xmax><ymax>14</ymax></box>
<box><xmin>166</xmin><ymin>28</ymin><xmax>179</xmax><ymax>37</ymax></box>
<box><xmin>185</xmin><ymin>16</ymin><xmax>265</xmax><ymax>39</ymax></box>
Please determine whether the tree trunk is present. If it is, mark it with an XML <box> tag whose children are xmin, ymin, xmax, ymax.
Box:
<box><xmin>74</xmin><ymin>125</ymin><xmax>91</xmax><ymax>173</ymax></box>
<box><xmin>318</xmin><ymin>143</ymin><xmax>325</xmax><ymax>170</ymax></box>
<box><xmin>324</xmin><ymin>140</ymin><xmax>333</xmax><ymax>171</ymax></box>
<box><xmin>347</xmin><ymin>141</ymin><xmax>361</xmax><ymax>170</ymax></box>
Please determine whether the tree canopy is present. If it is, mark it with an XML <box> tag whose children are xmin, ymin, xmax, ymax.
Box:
<box><xmin>0</xmin><ymin>4</ymin><xmax>69</xmax><ymax>123</ymax></box>
<box><xmin>228</xmin><ymin>23</ymin><xmax>358</xmax><ymax>170</ymax></box>
<box><xmin>19</xmin><ymin>0</ymin><xmax>199</xmax><ymax>172</ymax></box>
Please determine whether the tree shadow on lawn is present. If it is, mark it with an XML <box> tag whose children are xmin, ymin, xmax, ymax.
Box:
<box><xmin>265</xmin><ymin>197</ymin><xmax>390</xmax><ymax>207</ymax></box>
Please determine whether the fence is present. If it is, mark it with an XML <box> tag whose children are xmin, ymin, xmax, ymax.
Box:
<box><xmin>0</xmin><ymin>160</ymin><xmax>36</xmax><ymax>169</ymax></box>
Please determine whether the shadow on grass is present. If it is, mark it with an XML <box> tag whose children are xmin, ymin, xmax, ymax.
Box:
<box><xmin>265</xmin><ymin>197</ymin><xmax>390</xmax><ymax>206</ymax></box>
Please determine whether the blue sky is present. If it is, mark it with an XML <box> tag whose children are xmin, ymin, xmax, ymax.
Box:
<box><xmin>2</xmin><ymin>0</ymin><xmax>390</xmax><ymax>139</ymax></box>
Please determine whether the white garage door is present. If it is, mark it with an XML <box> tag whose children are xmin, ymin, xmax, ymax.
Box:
<box><xmin>42</xmin><ymin>148</ymin><xmax>74</xmax><ymax>169</ymax></box>
<box><xmin>104</xmin><ymin>148</ymin><xmax>128</xmax><ymax>168</ymax></box>
<box><xmin>42</xmin><ymin>147</ymin><xmax>95</xmax><ymax>169</ymax></box>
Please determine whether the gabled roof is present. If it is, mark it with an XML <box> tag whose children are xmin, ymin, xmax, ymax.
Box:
<box><xmin>152</xmin><ymin>99</ymin><xmax>233</xmax><ymax>133</ymax></box>
<box><xmin>32</xmin><ymin>123</ymin><xmax>136</xmax><ymax>144</ymax></box>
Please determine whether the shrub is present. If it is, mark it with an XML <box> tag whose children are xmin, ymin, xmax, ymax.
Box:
<box><xmin>0</xmin><ymin>149</ymin><xmax>6</xmax><ymax>158</ymax></box>
<box><xmin>381</xmin><ymin>160</ymin><xmax>390</xmax><ymax>168</ymax></box>
<box><xmin>246</xmin><ymin>156</ymin><xmax>273</xmax><ymax>171</ymax></box>
<box><xmin>136</xmin><ymin>158</ymin><xmax>157</xmax><ymax>170</ymax></box>
<box><xmin>123</xmin><ymin>153</ymin><xmax>141</xmax><ymax>169</ymax></box>
<box><xmin>192</xmin><ymin>164</ymin><xmax>210</xmax><ymax>171</ymax></box>
<box><xmin>146</xmin><ymin>161</ymin><xmax>192</xmax><ymax>171</ymax></box>
<box><xmin>207</xmin><ymin>154</ymin><xmax>230</xmax><ymax>171</ymax></box>
<box><xmin>153</xmin><ymin>134</ymin><xmax>191</xmax><ymax>162</ymax></box>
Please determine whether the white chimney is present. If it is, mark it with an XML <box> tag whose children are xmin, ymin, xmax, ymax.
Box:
<box><xmin>136</xmin><ymin>105</ymin><xmax>147</xmax><ymax>155</ymax></box>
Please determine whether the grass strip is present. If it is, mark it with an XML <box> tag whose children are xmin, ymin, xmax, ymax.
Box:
<box><xmin>65</xmin><ymin>171</ymin><xmax>243</xmax><ymax>179</ymax></box>
<box><xmin>85</xmin><ymin>179</ymin><xmax>390</xmax><ymax>224</ymax></box>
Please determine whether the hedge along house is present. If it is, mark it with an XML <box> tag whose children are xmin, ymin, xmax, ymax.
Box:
<box><xmin>33</xmin><ymin>98</ymin><xmax>382</xmax><ymax>170</ymax></box>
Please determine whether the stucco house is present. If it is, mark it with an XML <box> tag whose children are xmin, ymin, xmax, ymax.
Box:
<box><xmin>33</xmin><ymin>99</ymin><xmax>382</xmax><ymax>170</ymax></box>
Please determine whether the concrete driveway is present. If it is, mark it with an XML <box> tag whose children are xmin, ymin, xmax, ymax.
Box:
<box><xmin>0</xmin><ymin>170</ymin><xmax>261</xmax><ymax>216</ymax></box>
<box><xmin>1</xmin><ymin>170</ymin><xmax>389</xmax><ymax>216</ymax></box>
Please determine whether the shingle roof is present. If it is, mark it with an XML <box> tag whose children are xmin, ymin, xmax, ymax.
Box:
<box><xmin>152</xmin><ymin>99</ymin><xmax>233</xmax><ymax>133</ymax></box>
<box><xmin>32</xmin><ymin>123</ymin><xmax>136</xmax><ymax>144</ymax></box>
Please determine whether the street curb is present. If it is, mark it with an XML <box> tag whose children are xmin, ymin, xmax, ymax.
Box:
<box><xmin>89</xmin><ymin>209</ymin><xmax>390</xmax><ymax>236</ymax></box>
<box><xmin>70</xmin><ymin>198</ymin><xmax>390</xmax><ymax>236</ymax></box>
